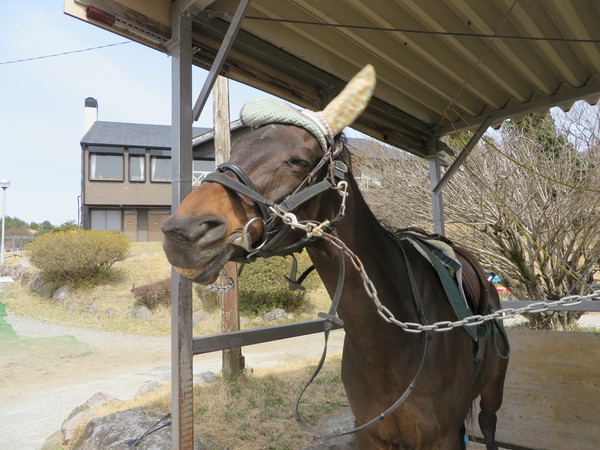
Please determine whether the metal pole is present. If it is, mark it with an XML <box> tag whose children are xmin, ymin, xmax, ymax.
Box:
<box><xmin>433</xmin><ymin>116</ymin><xmax>493</xmax><ymax>194</ymax></box>
<box><xmin>428</xmin><ymin>153</ymin><xmax>445</xmax><ymax>236</ymax></box>
<box><xmin>426</xmin><ymin>140</ymin><xmax>445</xmax><ymax>236</ymax></box>
<box><xmin>1</xmin><ymin>187</ymin><xmax>7</xmax><ymax>265</ymax></box>
<box><xmin>192</xmin><ymin>0</ymin><xmax>252</xmax><ymax>121</ymax></box>
<box><xmin>0</xmin><ymin>180</ymin><xmax>10</xmax><ymax>266</ymax></box>
<box><xmin>170</xmin><ymin>3</ymin><xmax>194</xmax><ymax>448</ymax></box>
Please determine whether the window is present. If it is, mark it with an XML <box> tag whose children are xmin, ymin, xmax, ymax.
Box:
<box><xmin>151</xmin><ymin>157</ymin><xmax>171</xmax><ymax>182</ymax></box>
<box><xmin>90</xmin><ymin>154</ymin><xmax>123</xmax><ymax>180</ymax></box>
<box><xmin>129</xmin><ymin>155</ymin><xmax>145</xmax><ymax>182</ymax></box>
<box><xmin>90</xmin><ymin>210</ymin><xmax>121</xmax><ymax>231</ymax></box>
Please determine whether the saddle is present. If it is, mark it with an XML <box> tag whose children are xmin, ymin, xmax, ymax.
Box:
<box><xmin>395</xmin><ymin>228</ymin><xmax>492</xmax><ymax>338</ymax></box>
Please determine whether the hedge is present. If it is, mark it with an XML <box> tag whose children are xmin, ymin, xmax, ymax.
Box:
<box><xmin>27</xmin><ymin>230</ymin><xmax>130</xmax><ymax>286</ymax></box>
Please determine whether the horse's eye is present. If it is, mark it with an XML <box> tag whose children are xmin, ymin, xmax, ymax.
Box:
<box><xmin>288</xmin><ymin>157</ymin><xmax>311</xmax><ymax>168</ymax></box>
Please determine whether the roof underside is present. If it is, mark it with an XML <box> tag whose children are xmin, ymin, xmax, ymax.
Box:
<box><xmin>65</xmin><ymin>0</ymin><xmax>600</xmax><ymax>157</ymax></box>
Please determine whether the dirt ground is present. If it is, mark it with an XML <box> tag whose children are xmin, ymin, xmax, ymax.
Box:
<box><xmin>0</xmin><ymin>310</ymin><xmax>345</xmax><ymax>450</ymax></box>
<box><xmin>1</xmin><ymin>286</ymin><xmax>597</xmax><ymax>449</ymax></box>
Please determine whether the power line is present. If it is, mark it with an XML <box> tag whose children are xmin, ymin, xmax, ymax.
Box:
<box><xmin>244</xmin><ymin>15</ymin><xmax>600</xmax><ymax>44</ymax></box>
<box><xmin>0</xmin><ymin>41</ymin><xmax>131</xmax><ymax>66</ymax></box>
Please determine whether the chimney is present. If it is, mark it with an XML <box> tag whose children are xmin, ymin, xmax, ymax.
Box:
<box><xmin>84</xmin><ymin>97</ymin><xmax>98</xmax><ymax>134</ymax></box>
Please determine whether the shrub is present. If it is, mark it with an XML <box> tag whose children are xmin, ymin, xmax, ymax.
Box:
<box><xmin>195</xmin><ymin>285</ymin><xmax>221</xmax><ymax>312</ymax></box>
<box><xmin>27</xmin><ymin>230</ymin><xmax>131</xmax><ymax>286</ymax></box>
<box><xmin>238</xmin><ymin>253</ymin><xmax>317</xmax><ymax>316</ymax></box>
<box><xmin>131</xmin><ymin>279</ymin><xmax>171</xmax><ymax>310</ymax></box>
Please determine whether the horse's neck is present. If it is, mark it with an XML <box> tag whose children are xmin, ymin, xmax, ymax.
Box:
<box><xmin>307</xmin><ymin>175</ymin><xmax>415</xmax><ymax>332</ymax></box>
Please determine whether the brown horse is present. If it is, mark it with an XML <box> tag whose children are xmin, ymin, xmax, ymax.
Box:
<box><xmin>162</xmin><ymin>68</ymin><xmax>509</xmax><ymax>449</ymax></box>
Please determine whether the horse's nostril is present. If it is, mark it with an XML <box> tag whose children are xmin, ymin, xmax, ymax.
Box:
<box><xmin>162</xmin><ymin>214</ymin><xmax>227</xmax><ymax>245</ymax></box>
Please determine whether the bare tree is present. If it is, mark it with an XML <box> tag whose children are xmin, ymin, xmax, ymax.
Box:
<box><xmin>351</xmin><ymin>104</ymin><xmax>600</xmax><ymax>329</ymax></box>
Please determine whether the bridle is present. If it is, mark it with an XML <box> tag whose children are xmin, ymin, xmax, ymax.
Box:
<box><xmin>201</xmin><ymin>131</ymin><xmax>429</xmax><ymax>438</ymax></box>
<box><xmin>201</xmin><ymin>138</ymin><xmax>349</xmax><ymax>262</ymax></box>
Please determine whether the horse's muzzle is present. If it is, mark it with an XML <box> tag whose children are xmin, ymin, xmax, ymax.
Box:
<box><xmin>161</xmin><ymin>213</ymin><xmax>229</xmax><ymax>269</ymax></box>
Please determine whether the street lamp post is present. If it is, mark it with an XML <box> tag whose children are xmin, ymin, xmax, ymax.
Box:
<box><xmin>0</xmin><ymin>179</ymin><xmax>10</xmax><ymax>266</ymax></box>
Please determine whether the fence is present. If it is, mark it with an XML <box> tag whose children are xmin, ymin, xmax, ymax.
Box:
<box><xmin>193</xmin><ymin>298</ymin><xmax>600</xmax><ymax>356</ymax></box>
<box><xmin>2</xmin><ymin>235</ymin><xmax>34</xmax><ymax>255</ymax></box>
<box><xmin>193</xmin><ymin>297</ymin><xmax>598</xmax><ymax>450</ymax></box>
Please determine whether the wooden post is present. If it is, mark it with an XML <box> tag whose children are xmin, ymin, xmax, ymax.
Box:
<box><xmin>213</xmin><ymin>75</ymin><xmax>244</xmax><ymax>377</ymax></box>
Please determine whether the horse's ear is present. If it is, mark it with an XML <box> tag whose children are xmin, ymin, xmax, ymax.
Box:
<box><xmin>321</xmin><ymin>64</ymin><xmax>376</xmax><ymax>135</ymax></box>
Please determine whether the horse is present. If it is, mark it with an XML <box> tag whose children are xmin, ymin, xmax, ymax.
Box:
<box><xmin>162</xmin><ymin>65</ymin><xmax>509</xmax><ymax>449</ymax></box>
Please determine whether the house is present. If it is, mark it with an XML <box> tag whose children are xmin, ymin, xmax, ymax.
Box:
<box><xmin>80</xmin><ymin>97</ymin><xmax>249</xmax><ymax>241</ymax></box>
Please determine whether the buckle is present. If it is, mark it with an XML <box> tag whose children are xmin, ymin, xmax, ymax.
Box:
<box><xmin>332</xmin><ymin>161</ymin><xmax>348</xmax><ymax>180</ymax></box>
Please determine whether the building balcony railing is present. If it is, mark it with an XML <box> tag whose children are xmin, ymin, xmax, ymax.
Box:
<box><xmin>192</xmin><ymin>171</ymin><xmax>212</xmax><ymax>186</ymax></box>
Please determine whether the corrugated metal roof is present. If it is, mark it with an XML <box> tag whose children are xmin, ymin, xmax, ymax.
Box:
<box><xmin>66</xmin><ymin>0</ymin><xmax>600</xmax><ymax>157</ymax></box>
<box><xmin>81</xmin><ymin>121</ymin><xmax>211</xmax><ymax>148</ymax></box>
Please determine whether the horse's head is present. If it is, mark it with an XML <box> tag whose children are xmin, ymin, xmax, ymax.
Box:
<box><xmin>162</xmin><ymin>65</ymin><xmax>376</xmax><ymax>284</ymax></box>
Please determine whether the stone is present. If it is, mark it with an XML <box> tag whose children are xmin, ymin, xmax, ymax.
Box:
<box><xmin>19</xmin><ymin>270</ymin><xmax>32</xmax><ymax>286</ymax></box>
<box><xmin>62</xmin><ymin>411</ymin><xmax>95</xmax><ymax>442</ymax></box>
<box><xmin>194</xmin><ymin>371</ymin><xmax>217</xmax><ymax>384</ymax></box>
<box><xmin>29</xmin><ymin>273</ymin><xmax>56</xmax><ymax>298</ymax></box>
<box><xmin>104</xmin><ymin>307</ymin><xmax>117</xmax><ymax>318</ymax></box>
<box><xmin>16</xmin><ymin>258</ymin><xmax>33</xmax><ymax>269</ymax></box>
<box><xmin>135</xmin><ymin>381</ymin><xmax>165</xmax><ymax>398</ymax></box>
<box><xmin>61</xmin><ymin>392</ymin><xmax>121</xmax><ymax>442</ymax></box>
<box><xmin>302</xmin><ymin>407</ymin><xmax>357</xmax><ymax>449</ymax></box>
<box><xmin>10</xmin><ymin>267</ymin><xmax>22</xmax><ymax>280</ymax></box>
<box><xmin>53</xmin><ymin>285</ymin><xmax>72</xmax><ymax>303</ymax></box>
<box><xmin>10</xmin><ymin>259</ymin><xmax>33</xmax><ymax>282</ymax></box>
<box><xmin>77</xmin><ymin>408</ymin><xmax>171</xmax><ymax>450</ymax></box>
<box><xmin>81</xmin><ymin>304</ymin><xmax>99</xmax><ymax>315</ymax></box>
<box><xmin>64</xmin><ymin>392</ymin><xmax>121</xmax><ymax>424</ymax></box>
<box><xmin>128</xmin><ymin>304</ymin><xmax>153</xmax><ymax>321</ymax></box>
<box><xmin>262</xmin><ymin>308</ymin><xmax>287</xmax><ymax>322</ymax></box>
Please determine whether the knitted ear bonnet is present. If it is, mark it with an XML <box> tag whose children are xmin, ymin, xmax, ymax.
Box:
<box><xmin>240</xmin><ymin>64</ymin><xmax>376</xmax><ymax>151</ymax></box>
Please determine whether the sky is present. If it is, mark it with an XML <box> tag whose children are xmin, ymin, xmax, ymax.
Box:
<box><xmin>0</xmin><ymin>1</ymin><xmax>269</xmax><ymax>225</ymax></box>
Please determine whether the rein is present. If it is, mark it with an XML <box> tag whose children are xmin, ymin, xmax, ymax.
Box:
<box><xmin>294</xmin><ymin>240</ymin><xmax>429</xmax><ymax>437</ymax></box>
<box><xmin>202</xmin><ymin>139</ymin><xmax>430</xmax><ymax>437</ymax></box>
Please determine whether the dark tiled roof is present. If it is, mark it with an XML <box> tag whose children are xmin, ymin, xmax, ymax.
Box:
<box><xmin>81</xmin><ymin>121</ymin><xmax>211</xmax><ymax>149</ymax></box>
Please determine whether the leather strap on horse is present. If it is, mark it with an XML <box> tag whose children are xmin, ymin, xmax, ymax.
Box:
<box><xmin>284</xmin><ymin>254</ymin><xmax>316</xmax><ymax>291</ymax></box>
<box><xmin>204</xmin><ymin>169</ymin><xmax>274</xmax><ymax>220</ymax></box>
<box><xmin>294</xmin><ymin>241</ymin><xmax>429</xmax><ymax>438</ymax></box>
<box><xmin>408</xmin><ymin>238</ymin><xmax>479</xmax><ymax>341</ymax></box>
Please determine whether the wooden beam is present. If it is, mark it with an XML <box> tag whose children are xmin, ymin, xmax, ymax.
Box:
<box><xmin>193</xmin><ymin>319</ymin><xmax>343</xmax><ymax>354</ymax></box>
<box><xmin>213</xmin><ymin>75</ymin><xmax>244</xmax><ymax>377</ymax></box>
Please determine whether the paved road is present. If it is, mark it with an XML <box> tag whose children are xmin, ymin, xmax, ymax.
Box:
<box><xmin>0</xmin><ymin>310</ymin><xmax>345</xmax><ymax>450</ymax></box>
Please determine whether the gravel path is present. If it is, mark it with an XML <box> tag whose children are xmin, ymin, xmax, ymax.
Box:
<box><xmin>0</xmin><ymin>310</ymin><xmax>345</xmax><ymax>450</ymax></box>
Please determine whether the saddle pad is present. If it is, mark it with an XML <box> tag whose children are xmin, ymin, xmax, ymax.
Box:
<box><xmin>404</xmin><ymin>237</ymin><xmax>478</xmax><ymax>341</ymax></box>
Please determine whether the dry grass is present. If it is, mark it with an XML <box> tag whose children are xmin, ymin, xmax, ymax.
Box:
<box><xmin>2</xmin><ymin>242</ymin><xmax>332</xmax><ymax>337</ymax></box>
<box><xmin>2</xmin><ymin>242</ymin><xmax>173</xmax><ymax>335</ymax></box>
<box><xmin>64</xmin><ymin>353</ymin><xmax>347</xmax><ymax>449</ymax></box>
<box><xmin>194</xmin><ymin>354</ymin><xmax>346</xmax><ymax>449</ymax></box>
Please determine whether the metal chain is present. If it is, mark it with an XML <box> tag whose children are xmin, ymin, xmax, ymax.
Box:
<box><xmin>319</xmin><ymin>232</ymin><xmax>599</xmax><ymax>332</ymax></box>
<box><xmin>243</xmin><ymin>178</ymin><xmax>599</xmax><ymax>331</ymax></box>
<box><xmin>276</xmin><ymin>215</ymin><xmax>598</xmax><ymax>332</ymax></box>
<box><xmin>206</xmin><ymin>269</ymin><xmax>235</xmax><ymax>291</ymax></box>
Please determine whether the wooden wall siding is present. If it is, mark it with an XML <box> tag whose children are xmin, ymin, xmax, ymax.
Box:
<box><xmin>468</xmin><ymin>329</ymin><xmax>600</xmax><ymax>450</ymax></box>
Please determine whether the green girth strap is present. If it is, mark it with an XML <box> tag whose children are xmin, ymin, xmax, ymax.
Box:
<box><xmin>410</xmin><ymin>238</ymin><xmax>478</xmax><ymax>341</ymax></box>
